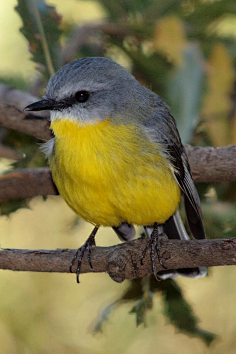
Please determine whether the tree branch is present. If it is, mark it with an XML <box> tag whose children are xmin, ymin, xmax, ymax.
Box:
<box><xmin>0</xmin><ymin>145</ymin><xmax>235</xmax><ymax>202</ymax></box>
<box><xmin>0</xmin><ymin>168</ymin><xmax>57</xmax><ymax>202</ymax></box>
<box><xmin>0</xmin><ymin>103</ymin><xmax>51</xmax><ymax>141</ymax></box>
<box><xmin>0</xmin><ymin>144</ymin><xmax>23</xmax><ymax>160</ymax></box>
<box><xmin>0</xmin><ymin>83</ymin><xmax>50</xmax><ymax>140</ymax></box>
<box><xmin>185</xmin><ymin>145</ymin><xmax>236</xmax><ymax>183</ymax></box>
<box><xmin>0</xmin><ymin>84</ymin><xmax>236</xmax><ymax>201</ymax></box>
<box><xmin>1</xmin><ymin>85</ymin><xmax>236</xmax><ymax>281</ymax></box>
<box><xmin>0</xmin><ymin>83</ymin><xmax>47</xmax><ymax>117</ymax></box>
<box><xmin>0</xmin><ymin>238</ymin><xmax>236</xmax><ymax>282</ymax></box>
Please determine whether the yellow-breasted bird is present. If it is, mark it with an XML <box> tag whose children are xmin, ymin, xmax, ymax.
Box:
<box><xmin>24</xmin><ymin>57</ymin><xmax>206</xmax><ymax>282</ymax></box>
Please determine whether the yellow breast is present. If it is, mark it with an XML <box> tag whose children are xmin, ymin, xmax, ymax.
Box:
<box><xmin>49</xmin><ymin>119</ymin><xmax>181</xmax><ymax>227</ymax></box>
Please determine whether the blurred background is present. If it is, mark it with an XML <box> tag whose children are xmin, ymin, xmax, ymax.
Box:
<box><xmin>0</xmin><ymin>0</ymin><xmax>236</xmax><ymax>353</ymax></box>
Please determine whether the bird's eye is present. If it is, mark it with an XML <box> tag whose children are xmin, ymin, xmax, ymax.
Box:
<box><xmin>75</xmin><ymin>90</ymin><xmax>89</xmax><ymax>103</ymax></box>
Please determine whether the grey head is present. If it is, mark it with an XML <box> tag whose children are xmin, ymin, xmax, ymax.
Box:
<box><xmin>24</xmin><ymin>57</ymin><xmax>154</xmax><ymax>124</ymax></box>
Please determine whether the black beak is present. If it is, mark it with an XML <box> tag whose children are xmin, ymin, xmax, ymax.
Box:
<box><xmin>23</xmin><ymin>99</ymin><xmax>57</xmax><ymax>112</ymax></box>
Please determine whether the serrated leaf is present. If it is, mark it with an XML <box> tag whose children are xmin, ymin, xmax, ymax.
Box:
<box><xmin>158</xmin><ymin>279</ymin><xmax>217</xmax><ymax>346</ymax></box>
<box><xmin>15</xmin><ymin>0</ymin><xmax>62</xmax><ymax>79</ymax></box>
<box><xmin>0</xmin><ymin>200</ymin><xmax>28</xmax><ymax>216</ymax></box>
<box><xmin>120</xmin><ymin>278</ymin><xmax>143</xmax><ymax>301</ymax></box>
<box><xmin>91</xmin><ymin>302</ymin><xmax>116</xmax><ymax>333</ymax></box>
<box><xmin>92</xmin><ymin>278</ymin><xmax>152</xmax><ymax>332</ymax></box>
<box><xmin>129</xmin><ymin>292</ymin><xmax>153</xmax><ymax>327</ymax></box>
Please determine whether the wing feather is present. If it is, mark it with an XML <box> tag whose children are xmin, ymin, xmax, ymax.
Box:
<box><xmin>144</xmin><ymin>106</ymin><xmax>205</xmax><ymax>239</ymax></box>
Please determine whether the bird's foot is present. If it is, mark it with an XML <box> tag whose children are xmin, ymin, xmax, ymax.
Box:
<box><xmin>70</xmin><ymin>226</ymin><xmax>98</xmax><ymax>283</ymax></box>
<box><xmin>141</xmin><ymin>223</ymin><xmax>168</xmax><ymax>280</ymax></box>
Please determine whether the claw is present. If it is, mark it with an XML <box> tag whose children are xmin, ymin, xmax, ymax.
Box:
<box><xmin>70</xmin><ymin>226</ymin><xmax>98</xmax><ymax>283</ymax></box>
<box><xmin>141</xmin><ymin>223</ymin><xmax>167</xmax><ymax>279</ymax></box>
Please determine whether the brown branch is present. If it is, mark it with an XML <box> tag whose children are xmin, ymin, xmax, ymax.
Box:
<box><xmin>0</xmin><ymin>238</ymin><xmax>236</xmax><ymax>282</ymax></box>
<box><xmin>0</xmin><ymin>83</ymin><xmax>50</xmax><ymax>140</ymax></box>
<box><xmin>0</xmin><ymin>87</ymin><xmax>236</xmax><ymax>182</ymax></box>
<box><xmin>185</xmin><ymin>145</ymin><xmax>236</xmax><ymax>183</ymax></box>
<box><xmin>0</xmin><ymin>144</ymin><xmax>23</xmax><ymax>160</ymax></box>
<box><xmin>0</xmin><ymin>144</ymin><xmax>236</xmax><ymax>202</ymax></box>
<box><xmin>0</xmin><ymin>168</ymin><xmax>57</xmax><ymax>202</ymax></box>
<box><xmin>0</xmin><ymin>103</ymin><xmax>51</xmax><ymax>141</ymax></box>
<box><xmin>0</xmin><ymin>84</ymin><xmax>235</xmax><ymax>201</ymax></box>
<box><xmin>0</xmin><ymin>83</ymin><xmax>46</xmax><ymax>116</ymax></box>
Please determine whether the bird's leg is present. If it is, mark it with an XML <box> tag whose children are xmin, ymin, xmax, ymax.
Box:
<box><xmin>141</xmin><ymin>223</ymin><xmax>168</xmax><ymax>280</ymax></box>
<box><xmin>70</xmin><ymin>226</ymin><xmax>99</xmax><ymax>283</ymax></box>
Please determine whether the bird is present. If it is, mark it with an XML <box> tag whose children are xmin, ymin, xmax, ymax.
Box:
<box><xmin>24</xmin><ymin>57</ymin><xmax>206</xmax><ymax>282</ymax></box>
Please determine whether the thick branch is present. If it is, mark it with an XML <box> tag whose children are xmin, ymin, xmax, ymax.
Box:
<box><xmin>0</xmin><ymin>103</ymin><xmax>51</xmax><ymax>141</ymax></box>
<box><xmin>0</xmin><ymin>83</ymin><xmax>50</xmax><ymax>140</ymax></box>
<box><xmin>0</xmin><ymin>83</ymin><xmax>47</xmax><ymax>117</ymax></box>
<box><xmin>0</xmin><ymin>144</ymin><xmax>236</xmax><ymax>202</ymax></box>
<box><xmin>0</xmin><ymin>144</ymin><xmax>23</xmax><ymax>160</ymax></box>
<box><xmin>185</xmin><ymin>145</ymin><xmax>236</xmax><ymax>183</ymax></box>
<box><xmin>0</xmin><ymin>168</ymin><xmax>57</xmax><ymax>202</ymax></box>
<box><xmin>0</xmin><ymin>87</ymin><xmax>236</xmax><ymax>183</ymax></box>
<box><xmin>0</xmin><ymin>85</ymin><xmax>236</xmax><ymax>201</ymax></box>
<box><xmin>0</xmin><ymin>238</ymin><xmax>235</xmax><ymax>282</ymax></box>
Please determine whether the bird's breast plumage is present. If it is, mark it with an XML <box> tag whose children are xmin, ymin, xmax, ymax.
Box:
<box><xmin>49</xmin><ymin>118</ymin><xmax>181</xmax><ymax>226</ymax></box>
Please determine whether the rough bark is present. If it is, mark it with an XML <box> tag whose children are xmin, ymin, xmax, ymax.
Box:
<box><xmin>0</xmin><ymin>83</ymin><xmax>48</xmax><ymax>118</ymax></box>
<box><xmin>0</xmin><ymin>103</ymin><xmax>51</xmax><ymax>141</ymax></box>
<box><xmin>1</xmin><ymin>84</ymin><xmax>236</xmax><ymax>281</ymax></box>
<box><xmin>185</xmin><ymin>145</ymin><xmax>236</xmax><ymax>183</ymax></box>
<box><xmin>0</xmin><ymin>168</ymin><xmax>57</xmax><ymax>202</ymax></box>
<box><xmin>0</xmin><ymin>145</ymin><xmax>236</xmax><ymax>202</ymax></box>
<box><xmin>0</xmin><ymin>238</ymin><xmax>236</xmax><ymax>282</ymax></box>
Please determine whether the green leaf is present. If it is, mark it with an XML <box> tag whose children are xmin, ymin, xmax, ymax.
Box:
<box><xmin>117</xmin><ymin>45</ymin><xmax>171</xmax><ymax>95</ymax></box>
<box><xmin>185</xmin><ymin>0</ymin><xmax>236</xmax><ymax>33</ymax></box>
<box><xmin>91</xmin><ymin>0</ymin><xmax>126</xmax><ymax>20</ymax></box>
<box><xmin>92</xmin><ymin>278</ymin><xmax>151</xmax><ymax>332</ymax></box>
<box><xmin>156</xmin><ymin>279</ymin><xmax>217</xmax><ymax>346</ymax></box>
<box><xmin>15</xmin><ymin>0</ymin><xmax>62</xmax><ymax>79</ymax></box>
<box><xmin>166</xmin><ymin>43</ymin><xmax>205</xmax><ymax>143</ymax></box>
<box><xmin>201</xmin><ymin>201</ymin><xmax>236</xmax><ymax>239</ymax></box>
<box><xmin>91</xmin><ymin>276</ymin><xmax>217</xmax><ymax>344</ymax></box>
<box><xmin>129</xmin><ymin>292</ymin><xmax>153</xmax><ymax>327</ymax></box>
<box><xmin>91</xmin><ymin>302</ymin><xmax>116</xmax><ymax>333</ymax></box>
<box><xmin>0</xmin><ymin>200</ymin><xmax>28</xmax><ymax>216</ymax></box>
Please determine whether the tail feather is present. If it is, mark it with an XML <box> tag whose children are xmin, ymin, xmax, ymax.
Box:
<box><xmin>184</xmin><ymin>196</ymin><xmax>206</xmax><ymax>240</ymax></box>
<box><xmin>113</xmin><ymin>222</ymin><xmax>136</xmax><ymax>242</ymax></box>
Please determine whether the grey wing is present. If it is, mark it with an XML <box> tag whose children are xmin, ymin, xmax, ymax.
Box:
<box><xmin>144</xmin><ymin>105</ymin><xmax>206</xmax><ymax>240</ymax></box>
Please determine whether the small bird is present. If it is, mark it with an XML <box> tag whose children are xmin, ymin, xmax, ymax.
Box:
<box><xmin>24</xmin><ymin>57</ymin><xmax>206</xmax><ymax>282</ymax></box>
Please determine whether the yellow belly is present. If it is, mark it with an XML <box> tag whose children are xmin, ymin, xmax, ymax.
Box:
<box><xmin>49</xmin><ymin>119</ymin><xmax>181</xmax><ymax>227</ymax></box>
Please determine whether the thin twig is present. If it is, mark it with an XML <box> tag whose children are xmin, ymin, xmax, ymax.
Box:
<box><xmin>31</xmin><ymin>0</ymin><xmax>55</xmax><ymax>76</ymax></box>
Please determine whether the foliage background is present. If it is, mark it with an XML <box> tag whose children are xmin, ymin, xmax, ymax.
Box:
<box><xmin>0</xmin><ymin>0</ymin><xmax>236</xmax><ymax>353</ymax></box>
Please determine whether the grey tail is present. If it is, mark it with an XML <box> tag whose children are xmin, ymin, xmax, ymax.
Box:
<box><xmin>153</xmin><ymin>211</ymin><xmax>206</xmax><ymax>280</ymax></box>
<box><xmin>113</xmin><ymin>222</ymin><xmax>136</xmax><ymax>242</ymax></box>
